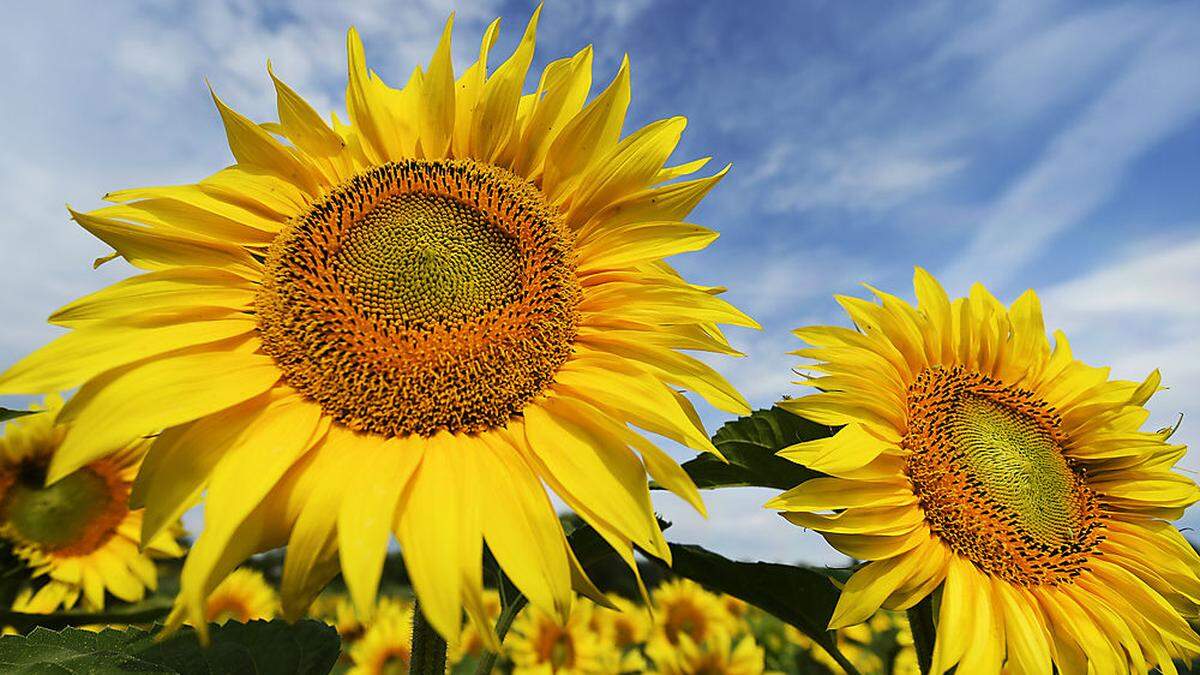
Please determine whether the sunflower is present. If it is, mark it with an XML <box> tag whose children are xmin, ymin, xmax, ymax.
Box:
<box><xmin>590</xmin><ymin>593</ymin><xmax>651</xmax><ymax>650</ymax></box>
<box><xmin>0</xmin><ymin>7</ymin><xmax>753</xmax><ymax>643</ymax></box>
<box><xmin>646</xmin><ymin>630</ymin><xmax>766</xmax><ymax>675</ymax></box>
<box><xmin>652</xmin><ymin>578</ymin><xmax>738</xmax><ymax>647</ymax></box>
<box><xmin>202</xmin><ymin>567</ymin><xmax>278</xmax><ymax>624</ymax></box>
<box><xmin>768</xmin><ymin>268</ymin><xmax>1200</xmax><ymax>674</ymax></box>
<box><xmin>0</xmin><ymin>395</ymin><xmax>183</xmax><ymax>613</ymax></box>
<box><xmin>348</xmin><ymin>600</ymin><xmax>413</xmax><ymax>675</ymax></box>
<box><xmin>508</xmin><ymin>602</ymin><xmax>616</xmax><ymax>674</ymax></box>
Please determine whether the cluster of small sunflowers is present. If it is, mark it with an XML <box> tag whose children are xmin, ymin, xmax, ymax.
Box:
<box><xmin>0</xmin><ymin>4</ymin><xmax>1197</xmax><ymax>675</ymax></box>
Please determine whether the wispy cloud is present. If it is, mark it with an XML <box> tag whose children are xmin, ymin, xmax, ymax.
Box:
<box><xmin>942</xmin><ymin>7</ymin><xmax>1200</xmax><ymax>289</ymax></box>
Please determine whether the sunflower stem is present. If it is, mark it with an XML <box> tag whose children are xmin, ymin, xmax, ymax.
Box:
<box><xmin>474</xmin><ymin>574</ymin><xmax>528</xmax><ymax>675</ymax></box>
<box><xmin>907</xmin><ymin>595</ymin><xmax>936</xmax><ymax>675</ymax></box>
<box><xmin>411</xmin><ymin>600</ymin><xmax>447</xmax><ymax>675</ymax></box>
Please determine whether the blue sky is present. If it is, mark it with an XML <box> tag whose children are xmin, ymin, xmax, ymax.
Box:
<box><xmin>1</xmin><ymin>0</ymin><xmax>1198</xmax><ymax>566</ymax></box>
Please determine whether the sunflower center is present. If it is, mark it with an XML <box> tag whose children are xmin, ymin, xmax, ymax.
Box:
<box><xmin>257</xmin><ymin>159</ymin><xmax>580</xmax><ymax>437</ymax></box>
<box><xmin>0</xmin><ymin>463</ymin><xmax>126</xmax><ymax>555</ymax></box>
<box><xmin>903</xmin><ymin>366</ymin><xmax>1104</xmax><ymax>585</ymax></box>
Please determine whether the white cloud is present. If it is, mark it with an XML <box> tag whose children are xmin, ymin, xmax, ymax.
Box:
<box><xmin>942</xmin><ymin>8</ymin><xmax>1200</xmax><ymax>289</ymax></box>
<box><xmin>1041</xmin><ymin>232</ymin><xmax>1200</xmax><ymax>475</ymax></box>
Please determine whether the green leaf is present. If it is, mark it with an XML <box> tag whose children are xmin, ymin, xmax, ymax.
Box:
<box><xmin>0</xmin><ymin>408</ymin><xmax>37</xmax><ymax>424</ymax></box>
<box><xmin>664</xmin><ymin>543</ymin><xmax>861</xmax><ymax>675</ymax></box>
<box><xmin>679</xmin><ymin>406</ymin><xmax>834</xmax><ymax>490</ymax></box>
<box><xmin>0</xmin><ymin>620</ymin><xmax>340</xmax><ymax>675</ymax></box>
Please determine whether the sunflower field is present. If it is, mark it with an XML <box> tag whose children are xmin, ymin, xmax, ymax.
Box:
<box><xmin>0</xmin><ymin>4</ymin><xmax>1197</xmax><ymax>675</ymax></box>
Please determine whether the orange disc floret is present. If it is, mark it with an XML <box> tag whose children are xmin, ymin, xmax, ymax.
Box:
<box><xmin>903</xmin><ymin>365</ymin><xmax>1105</xmax><ymax>586</ymax></box>
<box><xmin>257</xmin><ymin>158</ymin><xmax>580</xmax><ymax>437</ymax></box>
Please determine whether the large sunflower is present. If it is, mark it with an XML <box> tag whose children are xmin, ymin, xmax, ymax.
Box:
<box><xmin>0</xmin><ymin>395</ymin><xmax>184</xmax><ymax>613</ymax></box>
<box><xmin>768</xmin><ymin>268</ymin><xmax>1200</xmax><ymax>674</ymax></box>
<box><xmin>0</xmin><ymin>8</ymin><xmax>752</xmax><ymax>642</ymax></box>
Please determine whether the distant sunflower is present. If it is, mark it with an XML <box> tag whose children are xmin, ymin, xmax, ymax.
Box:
<box><xmin>0</xmin><ymin>7</ymin><xmax>752</xmax><ymax>642</ymax></box>
<box><xmin>509</xmin><ymin>602</ymin><xmax>614</xmax><ymax>674</ymax></box>
<box><xmin>0</xmin><ymin>395</ymin><xmax>183</xmax><ymax>613</ymax></box>
<box><xmin>348</xmin><ymin>600</ymin><xmax>413</xmax><ymax>675</ymax></box>
<box><xmin>590</xmin><ymin>594</ymin><xmax>650</xmax><ymax>650</ymax></box>
<box><xmin>769</xmin><ymin>268</ymin><xmax>1200</xmax><ymax>674</ymax></box>
<box><xmin>647</xmin><ymin>631</ymin><xmax>766</xmax><ymax>675</ymax></box>
<box><xmin>652</xmin><ymin>579</ymin><xmax>737</xmax><ymax>647</ymax></box>
<box><xmin>203</xmin><ymin>567</ymin><xmax>278</xmax><ymax>624</ymax></box>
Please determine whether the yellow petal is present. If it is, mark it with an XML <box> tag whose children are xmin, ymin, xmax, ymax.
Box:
<box><xmin>339</xmin><ymin>433</ymin><xmax>423</xmax><ymax>622</ymax></box>
<box><xmin>523</xmin><ymin>397</ymin><xmax>660</xmax><ymax>556</ymax></box>
<box><xmin>576</xmin><ymin>220</ymin><xmax>718</xmax><ymax>272</ymax></box>
<box><xmin>0</xmin><ymin>312</ymin><xmax>253</xmax><ymax>394</ymax></box>
<box><xmin>471</xmin><ymin>7</ymin><xmax>539</xmax><ymax>162</ymax></box>
<box><xmin>394</xmin><ymin>434</ymin><xmax>465</xmax><ymax>641</ymax></box>
<box><xmin>48</xmin><ymin>267</ymin><xmax>254</xmax><ymax>327</ymax></box>
<box><xmin>280</xmin><ymin>425</ymin><xmax>359</xmax><ymax>618</ymax></box>
<box><xmin>765</xmin><ymin>477</ymin><xmax>914</xmax><ymax>511</ymax></box>
<box><xmin>419</xmin><ymin>15</ymin><xmax>456</xmax><ymax>157</ymax></box>
<box><xmin>567</xmin><ymin>117</ymin><xmax>687</xmax><ymax>226</ymax></box>
<box><xmin>132</xmin><ymin>392</ymin><xmax>272</xmax><ymax>546</ymax></box>
<box><xmin>69</xmin><ymin>207</ymin><xmax>261</xmax><ymax>276</ymax></box>
<box><xmin>50</xmin><ymin>352</ymin><xmax>280</xmax><ymax>483</ymax></box>
<box><xmin>210</xmin><ymin>86</ymin><xmax>321</xmax><ymax>195</ymax></box>
<box><xmin>475</xmin><ymin>432</ymin><xmax>572</xmax><ymax>621</ymax></box>
<box><xmin>542</xmin><ymin>56</ymin><xmax>630</xmax><ymax>201</ymax></box>
<box><xmin>830</xmin><ymin>544</ymin><xmax>928</xmax><ymax>628</ymax></box>
<box><xmin>512</xmin><ymin>46</ymin><xmax>593</xmax><ymax>176</ymax></box>
<box><xmin>269</xmin><ymin>62</ymin><xmax>345</xmax><ymax>157</ymax></box>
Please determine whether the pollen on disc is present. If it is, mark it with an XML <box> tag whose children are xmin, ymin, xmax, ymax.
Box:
<box><xmin>903</xmin><ymin>365</ymin><xmax>1105</xmax><ymax>585</ymax></box>
<box><xmin>256</xmin><ymin>159</ymin><xmax>580</xmax><ymax>438</ymax></box>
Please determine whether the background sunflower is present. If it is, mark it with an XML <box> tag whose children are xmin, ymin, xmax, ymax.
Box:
<box><xmin>770</xmin><ymin>269</ymin><xmax>1200</xmax><ymax>673</ymax></box>
<box><xmin>0</xmin><ymin>395</ymin><xmax>183</xmax><ymax>614</ymax></box>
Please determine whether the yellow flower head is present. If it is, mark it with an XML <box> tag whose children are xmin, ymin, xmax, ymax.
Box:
<box><xmin>508</xmin><ymin>602</ymin><xmax>615</xmax><ymax>674</ymax></box>
<box><xmin>0</xmin><ymin>395</ymin><xmax>183</xmax><ymax>613</ymax></box>
<box><xmin>589</xmin><ymin>593</ymin><xmax>651</xmax><ymax>650</ymax></box>
<box><xmin>0</xmin><ymin>7</ymin><xmax>753</xmax><ymax>642</ymax></box>
<box><xmin>651</xmin><ymin>578</ymin><xmax>739</xmax><ymax>647</ymax></box>
<box><xmin>647</xmin><ymin>630</ymin><xmax>766</xmax><ymax>675</ymax></box>
<box><xmin>348</xmin><ymin>600</ymin><xmax>413</xmax><ymax>675</ymax></box>
<box><xmin>202</xmin><ymin>567</ymin><xmax>278</xmax><ymax>624</ymax></box>
<box><xmin>768</xmin><ymin>268</ymin><xmax>1200</xmax><ymax>674</ymax></box>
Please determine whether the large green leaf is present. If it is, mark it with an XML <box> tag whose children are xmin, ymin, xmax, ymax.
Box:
<box><xmin>0</xmin><ymin>408</ymin><xmax>37</xmax><ymax>424</ymax></box>
<box><xmin>679</xmin><ymin>406</ymin><xmax>834</xmax><ymax>490</ymax></box>
<box><xmin>665</xmin><ymin>543</ymin><xmax>861</xmax><ymax>675</ymax></box>
<box><xmin>0</xmin><ymin>620</ymin><xmax>340</xmax><ymax>675</ymax></box>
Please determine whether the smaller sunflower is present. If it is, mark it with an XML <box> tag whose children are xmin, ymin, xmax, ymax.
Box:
<box><xmin>508</xmin><ymin>602</ymin><xmax>615</xmax><ymax>674</ymax></box>
<box><xmin>647</xmin><ymin>630</ymin><xmax>767</xmax><ymax>675</ymax></box>
<box><xmin>348</xmin><ymin>599</ymin><xmax>414</xmax><ymax>675</ymax></box>
<box><xmin>651</xmin><ymin>579</ymin><xmax>738</xmax><ymax>647</ymax></box>
<box><xmin>590</xmin><ymin>594</ymin><xmax>651</xmax><ymax>651</ymax></box>
<box><xmin>0</xmin><ymin>395</ymin><xmax>183</xmax><ymax>612</ymax></box>
<box><xmin>202</xmin><ymin>567</ymin><xmax>278</xmax><ymax>624</ymax></box>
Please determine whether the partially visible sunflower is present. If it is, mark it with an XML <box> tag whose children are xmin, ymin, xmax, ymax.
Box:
<box><xmin>508</xmin><ymin>602</ymin><xmax>615</xmax><ymax>674</ymax></box>
<box><xmin>769</xmin><ymin>268</ymin><xmax>1200</xmax><ymax>674</ymax></box>
<box><xmin>590</xmin><ymin>594</ymin><xmax>650</xmax><ymax>650</ymax></box>
<box><xmin>348</xmin><ymin>600</ymin><xmax>413</xmax><ymax>675</ymax></box>
<box><xmin>0</xmin><ymin>395</ymin><xmax>183</xmax><ymax>613</ymax></box>
<box><xmin>647</xmin><ymin>630</ymin><xmax>766</xmax><ymax>675</ymax></box>
<box><xmin>0</xmin><ymin>6</ymin><xmax>753</xmax><ymax>644</ymax></box>
<box><xmin>652</xmin><ymin>579</ymin><xmax>738</xmax><ymax>647</ymax></box>
<box><xmin>202</xmin><ymin>567</ymin><xmax>278</xmax><ymax>624</ymax></box>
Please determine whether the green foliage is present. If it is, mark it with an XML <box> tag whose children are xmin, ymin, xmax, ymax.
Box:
<box><xmin>665</xmin><ymin>543</ymin><xmax>860</xmax><ymax>675</ymax></box>
<box><xmin>0</xmin><ymin>408</ymin><xmax>37</xmax><ymax>424</ymax></box>
<box><xmin>679</xmin><ymin>406</ymin><xmax>834</xmax><ymax>490</ymax></box>
<box><xmin>0</xmin><ymin>620</ymin><xmax>340</xmax><ymax>675</ymax></box>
